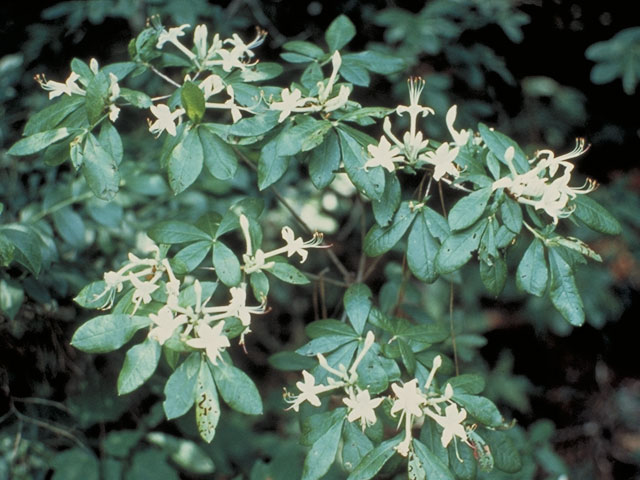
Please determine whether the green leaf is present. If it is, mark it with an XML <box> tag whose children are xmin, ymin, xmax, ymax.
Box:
<box><xmin>117</xmin><ymin>338</ymin><xmax>161</xmax><ymax>395</ymax></box>
<box><xmin>82</xmin><ymin>133</ymin><xmax>120</xmax><ymax>200</ymax></box>
<box><xmin>326</xmin><ymin>15</ymin><xmax>356</xmax><ymax>52</ymax></box>
<box><xmin>412</xmin><ymin>439</ymin><xmax>454</xmax><ymax>480</ymax></box>
<box><xmin>347</xmin><ymin>434</ymin><xmax>402</xmax><ymax>480</ymax></box>
<box><xmin>448</xmin><ymin>187</ymin><xmax>492</xmax><ymax>231</ymax></box>
<box><xmin>338</xmin><ymin>129</ymin><xmax>385</xmax><ymax>200</ymax></box>
<box><xmin>480</xmin><ymin>256</ymin><xmax>507</xmax><ymax>296</ymax></box>
<box><xmin>173</xmin><ymin>240</ymin><xmax>211</xmax><ymax>274</ymax></box>
<box><xmin>445</xmin><ymin>374</ymin><xmax>486</xmax><ymax>395</ymax></box>
<box><xmin>423</xmin><ymin>208</ymin><xmax>450</xmax><ymax>242</ymax></box>
<box><xmin>212</xmin><ymin>241</ymin><xmax>241</xmax><ymax>287</ymax></box>
<box><xmin>372</xmin><ymin>171</ymin><xmax>401</xmax><ymax>227</ymax></box>
<box><xmin>168</xmin><ymin>128</ymin><xmax>204</xmax><ymax>194</ymax></box>
<box><xmin>211</xmin><ymin>359</ymin><xmax>263</xmax><ymax>414</ymax></box>
<box><xmin>98</xmin><ymin>121</ymin><xmax>123</xmax><ymax>165</ymax></box>
<box><xmin>268</xmin><ymin>351</ymin><xmax>317</xmax><ymax>371</ymax></box>
<box><xmin>344</xmin><ymin>283</ymin><xmax>372</xmax><ymax>334</ymax></box>
<box><xmin>282</xmin><ymin>40</ymin><xmax>325</xmax><ymax>60</ymax></box>
<box><xmin>148</xmin><ymin>221</ymin><xmax>211</xmax><ymax>244</ymax></box>
<box><xmin>8</xmin><ymin>128</ymin><xmax>72</xmax><ymax>156</ymax></box>
<box><xmin>342</xmin><ymin>421</ymin><xmax>374</xmax><ymax>472</ymax></box>
<box><xmin>51</xmin><ymin>448</ymin><xmax>99</xmax><ymax>480</ymax></box>
<box><xmin>348</xmin><ymin>51</ymin><xmax>406</xmax><ymax>75</ymax></box>
<box><xmin>120</xmin><ymin>87</ymin><xmax>152</xmax><ymax>108</ymax></box>
<box><xmin>0</xmin><ymin>279</ymin><xmax>24</xmax><ymax>321</ymax></box>
<box><xmin>229</xmin><ymin>110</ymin><xmax>280</xmax><ymax>137</ymax></box>
<box><xmin>454</xmin><ymin>394</ymin><xmax>503</xmax><ymax>427</ymax></box>
<box><xmin>516</xmin><ymin>238</ymin><xmax>548</xmax><ymax>296</ymax></box>
<box><xmin>306</xmin><ymin>319</ymin><xmax>358</xmax><ymax>339</ymax></box>
<box><xmin>500</xmin><ymin>197</ymin><xmax>523</xmax><ymax>233</ymax></box>
<box><xmin>478</xmin><ymin>123</ymin><xmax>529</xmax><ymax>173</ymax></box>
<box><xmin>302</xmin><ymin>416</ymin><xmax>344</xmax><ymax>480</ymax></box>
<box><xmin>407</xmin><ymin>208</ymin><xmax>440</xmax><ymax>283</ymax></box>
<box><xmin>548</xmin><ymin>248</ymin><xmax>585</xmax><ymax>326</ymax></box>
<box><xmin>181</xmin><ymin>81</ymin><xmax>205</xmax><ymax>123</ymax></box>
<box><xmin>258</xmin><ymin>137</ymin><xmax>290</xmax><ymax>190</ymax></box>
<box><xmin>0</xmin><ymin>225</ymin><xmax>42</xmax><ymax>275</ymax></box>
<box><xmin>0</xmin><ymin>232</ymin><xmax>13</xmax><ymax>267</ymax></box>
<box><xmin>24</xmin><ymin>95</ymin><xmax>83</xmax><ymax>136</ymax></box>
<box><xmin>198</xmin><ymin>126</ymin><xmax>238</xmax><ymax>180</ymax></box>
<box><xmin>481</xmin><ymin>429</ymin><xmax>522</xmax><ymax>473</ymax></box>
<box><xmin>448</xmin><ymin>441</ymin><xmax>477</xmax><ymax>480</ymax></box>
<box><xmin>267</xmin><ymin>261</ymin><xmax>310</xmax><ymax>285</ymax></box>
<box><xmin>572</xmin><ymin>195</ymin><xmax>622</xmax><ymax>235</ymax></box>
<box><xmin>52</xmin><ymin>206</ymin><xmax>85</xmax><ymax>248</ymax></box>
<box><xmin>398</xmin><ymin>338</ymin><xmax>417</xmax><ymax>374</ymax></box>
<box><xmin>249</xmin><ymin>270</ymin><xmax>269</xmax><ymax>300</ymax></box>
<box><xmin>364</xmin><ymin>201</ymin><xmax>417</xmax><ymax>256</ymax></box>
<box><xmin>341</xmin><ymin>58</ymin><xmax>370</xmax><ymax>86</ymax></box>
<box><xmin>163</xmin><ymin>352</ymin><xmax>200</xmax><ymax>420</ymax></box>
<box><xmin>436</xmin><ymin>220</ymin><xmax>487</xmax><ymax>273</ymax></box>
<box><xmin>296</xmin><ymin>335</ymin><xmax>357</xmax><ymax>356</ymax></box>
<box><xmin>85</xmin><ymin>71</ymin><xmax>110</xmax><ymax>125</ymax></box>
<box><xmin>74</xmin><ymin>280</ymin><xmax>107</xmax><ymax>308</ymax></box>
<box><xmin>301</xmin><ymin>408</ymin><xmax>347</xmax><ymax>446</ymax></box>
<box><xmin>71</xmin><ymin>314</ymin><xmax>150</xmax><ymax>353</ymax></box>
<box><xmin>308</xmin><ymin>129</ymin><xmax>341</xmax><ymax>189</ymax></box>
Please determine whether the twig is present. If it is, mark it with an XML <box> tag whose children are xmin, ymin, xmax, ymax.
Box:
<box><xmin>233</xmin><ymin>146</ymin><xmax>353</xmax><ymax>283</ymax></box>
<box><xmin>147</xmin><ymin>64</ymin><xmax>181</xmax><ymax>88</ymax></box>
<box><xmin>302</xmin><ymin>272</ymin><xmax>349</xmax><ymax>288</ymax></box>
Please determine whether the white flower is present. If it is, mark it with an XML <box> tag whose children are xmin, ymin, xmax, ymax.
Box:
<box><xmin>157</xmin><ymin>24</ymin><xmax>190</xmax><ymax>48</ymax></box>
<box><xmin>343</xmin><ymin>389</ymin><xmax>383</xmax><ymax>431</ymax></box>
<box><xmin>36</xmin><ymin>72</ymin><xmax>85</xmax><ymax>99</ymax></box>
<box><xmin>128</xmin><ymin>273</ymin><xmax>160</xmax><ymax>313</ymax></box>
<box><xmin>492</xmin><ymin>140</ymin><xmax>596</xmax><ymax>224</ymax></box>
<box><xmin>271</xmin><ymin>88</ymin><xmax>307</xmax><ymax>123</ymax></box>
<box><xmin>446</xmin><ymin>105</ymin><xmax>470</xmax><ymax>147</ymax></box>
<box><xmin>149</xmin><ymin>305</ymin><xmax>186</xmax><ymax>345</ymax></box>
<box><xmin>391</xmin><ymin>379</ymin><xmax>427</xmax><ymax>457</ymax></box>
<box><xmin>317</xmin><ymin>51</ymin><xmax>342</xmax><ymax>103</ymax></box>
<box><xmin>433</xmin><ymin>403</ymin><xmax>468</xmax><ymax>448</ymax></box>
<box><xmin>365</xmin><ymin>136</ymin><xmax>403</xmax><ymax>172</ymax></box>
<box><xmin>108</xmin><ymin>105</ymin><xmax>120</xmax><ymax>123</ymax></box>
<box><xmin>148</xmin><ymin>104</ymin><xmax>185</xmax><ymax>137</ymax></box>
<box><xmin>193</xmin><ymin>24</ymin><xmax>208</xmax><ymax>59</ymax></box>
<box><xmin>422</xmin><ymin>142</ymin><xmax>460</xmax><ymax>181</ymax></box>
<box><xmin>223</xmin><ymin>85</ymin><xmax>242</xmax><ymax>123</ymax></box>
<box><xmin>390</xmin><ymin>379</ymin><xmax>426</xmax><ymax>420</ymax></box>
<box><xmin>186</xmin><ymin>322</ymin><xmax>230</xmax><ymax>365</ymax></box>
<box><xmin>323</xmin><ymin>85</ymin><xmax>351</xmax><ymax>112</ymax></box>
<box><xmin>199</xmin><ymin>74</ymin><xmax>224</xmax><ymax>99</ymax></box>
<box><xmin>285</xmin><ymin>370</ymin><xmax>334</xmax><ymax>412</ymax></box>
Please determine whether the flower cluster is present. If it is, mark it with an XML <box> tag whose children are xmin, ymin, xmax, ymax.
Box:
<box><xmin>285</xmin><ymin>342</ymin><xmax>469</xmax><ymax>456</ymax></box>
<box><xmin>36</xmin><ymin>58</ymin><xmax>121</xmax><ymax>122</ymax></box>
<box><xmin>239</xmin><ymin>215</ymin><xmax>327</xmax><ymax>276</ymax></box>
<box><xmin>269</xmin><ymin>51</ymin><xmax>352</xmax><ymax>123</ymax></box>
<box><xmin>492</xmin><ymin>140</ymin><xmax>597</xmax><ymax>223</ymax></box>
<box><xmin>364</xmin><ymin>77</ymin><xmax>470</xmax><ymax>181</ymax></box>
<box><xmin>284</xmin><ymin>331</ymin><xmax>384</xmax><ymax>432</ymax></box>
<box><xmin>148</xmin><ymin>24</ymin><xmax>266</xmax><ymax>136</ymax></box>
<box><xmin>94</xmin><ymin>244</ymin><xmax>267</xmax><ymax>363</ymax></box>
<box><xmin>390</xmin><ymin>356</ymin><xmax>468</xmax><ymax>457</ymax></box>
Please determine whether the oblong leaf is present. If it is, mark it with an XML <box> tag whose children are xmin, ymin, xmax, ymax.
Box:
<box><xmin>71</xmin><ymin>314</ymin><xmax>150</xmax><ymax>353</ymax></box>
<box><xmin>117</xmin><ymin>338</ymin><xmax>161</xmax><ymax>395</ymax></box>
<box><xmin>163</xmin><ymin>353</ymin><xmax>200</xmax><ymax>420</ymax></box>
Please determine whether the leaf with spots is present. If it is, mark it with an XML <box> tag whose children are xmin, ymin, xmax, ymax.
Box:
<box><xmin>195</xmin><ymin>357</ymin><xmax>221</xmax><ymax>443</ymax></box>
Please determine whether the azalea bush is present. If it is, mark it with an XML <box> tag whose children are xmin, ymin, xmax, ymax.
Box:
<box><xmin>1</xmin><ymin>3</ymin><xmax>636</xmax><ymax>479</ymax></box>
